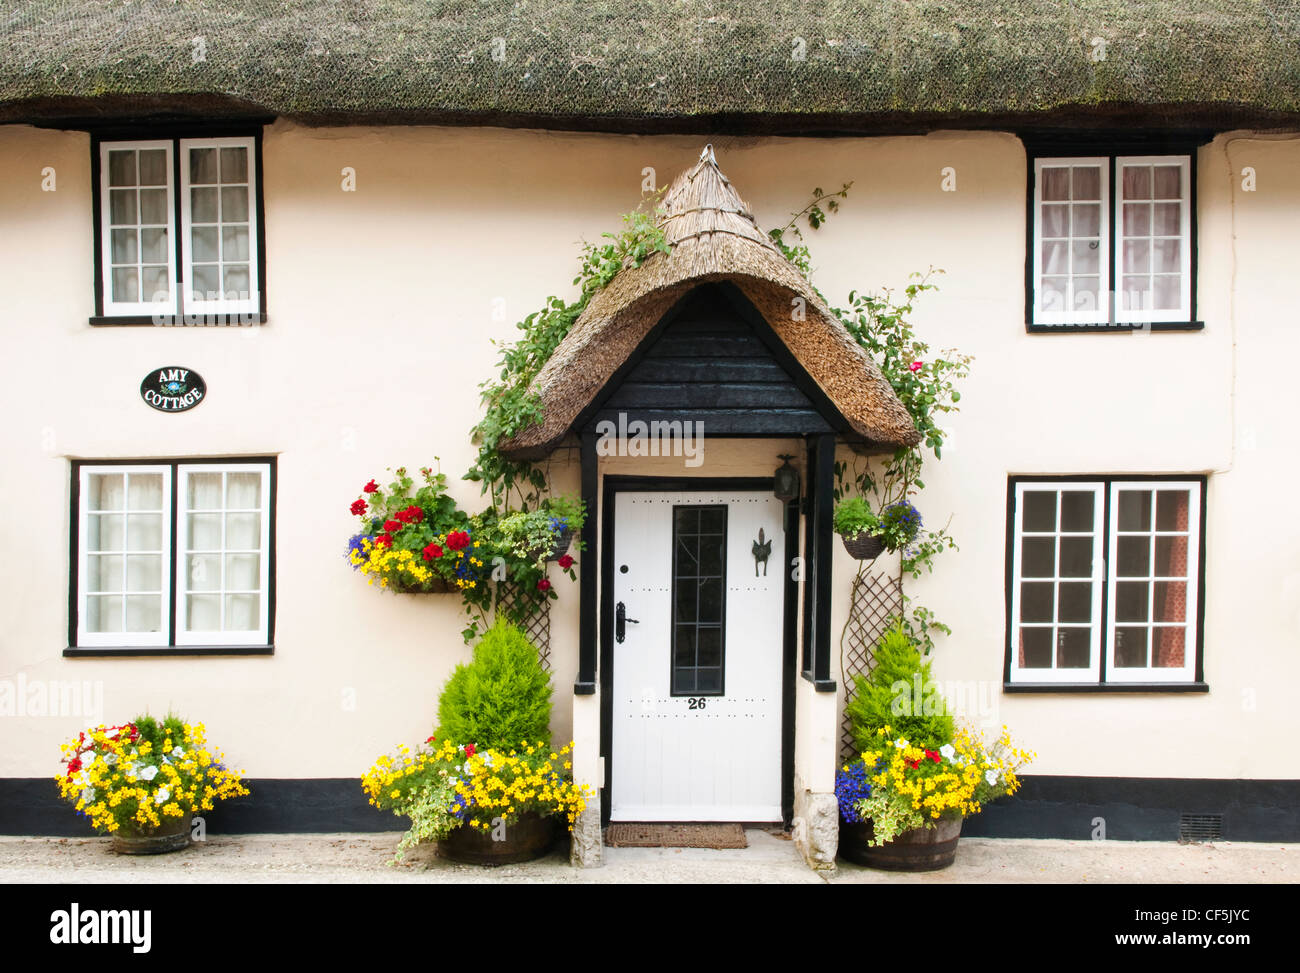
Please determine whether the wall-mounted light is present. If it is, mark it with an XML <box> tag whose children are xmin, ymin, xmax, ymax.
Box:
<box><xmin>774</xmin><ymin>454</ymin><xmax>800</xmax><ymax>504</ymax></box>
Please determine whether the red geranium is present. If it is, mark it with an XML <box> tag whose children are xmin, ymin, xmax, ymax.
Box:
<box><xmin>905</xmin><ymin>758</ymin><xmax>921</xmax><ymax>770</ymax></box>
<box><xmin>426</xmin><ymin>735</ymin><xmax>436</xmax><ymax>744</ymax></box>
<box><xmin>363</xmin><ymin>479</ymin><xmax>379</xmax><ymax>493</ymax></box>
<box><xmin>422</xmin><ymin>543</ymin><xmax>444</xmax><ymax>561</ymax></box>
<box><xmin>464</xmin><ymin>744</ymin><xmax>477</xmax><ymax>757</ymax></box>
<box><xmin>925</xmin><ymin>749</ymin><xmax>941</xmax><ymax>763</ymax></box>
<box><xmin>537</xmin><ymin>578</ymin><xmax>552</xmax><ymax>592</ymax></box>
<box><xmin>350</xmin><ymin>499</ymin><xmax>367</xmax><ymax>516</ymax></box>
<box><xmin>383</xmin><ymin>519</ymin><xmax>402</xmax><ymax>533</ymax></box>
<box><xmin>557</xmin><ymin>553</ymin><xmax>574</xmax><ymax>569</ymax></box>
<box><xmin>376</xmin><ymin>534</ymin><xmax>393</xmax><ymax>548</ymax></box>
<box><xmin>446</xmin><ymin>531</ymin><xmax>471</xmax><ymax>551</ymax></box>
<box><xmin>396</xmin><ymin>505</ymin><xmax>423</xmax><ymax>524</ymax></box>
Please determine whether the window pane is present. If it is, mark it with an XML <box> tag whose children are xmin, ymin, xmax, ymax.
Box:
<box><xmin>125</xmin><ymin>554</ymin><xmax>161</xmax><ymax>592</ymax></box>
<box><xmin>1123</xmin><ymin>203</ymin><xmax>1151</xmax><ymax>236</ymax></box>
<box><xmin>226</xmin><ymin>512</ymin><xmax>261</xmax><ymax>549</ymax></box>
<box><xmin>1056</xmin><ymin>628</ymin><xmax>1091</xmax><ymax>668</ymax></box>
<box><xmin>674</xmin><ymin>626</ymin><xmax>696</xmax><ymax>668</ymax></box>
<box><xmin>1021</xmin><ymin>537</ymin><xmax>1055</xmax><ymax>578</ymax></box>
<box><xmin>1117</xmin><ymin>490</ymin><xmax>1152</xmax><ymax>530</ymax></box>
<box><xmin>1115</xmin><ymin>581</ymin><xmax>1149</xmax><ymax>622</ymax></box>
<box><xmin>1073</xmin><ymin>278</ymin><xmax>1100</xmax><ymax>312</ymax></box>
<box><xmin>1041</xmin><ymin>167</ymin><xmax>1069</xmax><ymax>201</ymax></box>
<box><xmin>1116</xmin><ymin>536</ymin><xmax>1151</xmax><ymax>577</ymax></box>
<box><xmin>87</xmin><ymin>554</ymin><xmax>123</xmax><ymax>593</ymax></box>
<box><xmin>1059</xmin><ymin>491</ymin><xmax>1095</xmax><ymax>531</ymax></box>
<box><xmin>140</xmin><ymin>227</ymin><xmax>169</xmax><ymax>264</ymax></box>
<box><xmin>87</xmin><ymin>473</ymin><xmax>126</xmax><ymax>511</ymax></box>
<box><xmin>126</xmin><ymin>513</ymin><xmax>162</xmax><ymax>552</ymax></box>
<box><xmin>1071</xmin><ymin>241</ymin><xmax>1099</xmax><ymax>275</ymax></box>
<box><xmin>187</xmin><ymin>554</ymin><xmax>221</xmax><ymax>592</ymax></box>
<box><xmin>187</xmin><ymin>594</ymin><xmax>221</xmax><ymax>631</ymax></box>
<box><xmin>138</xmin><ymin>149</ymin><xmax>167</xmax><ymax>186</ymax></box>
<box><xmin>187</xmin><ymin>472</ymin><xmax>223</xmax><ymax>509</ymax></box>
<box><xmin>224</xmin><ymin>594</ymin><xmax>260</xmax><ymax>631</ymax></box>
<box><xmin>1040</xmin><ymin>277</ymin><xmax>1067</xmax><ymax>312</ymax></box>
<box><xmin>86</xmin><ymin>595</ymin><xmax>123</xmax><ymax>633</ymax></box>
<box><xmin>1153</xmin><ymin>239</ymin><xmax>1181</xmax><ymax>274</ymax></box>
<box><xmin>225</xmin><ymin>553</ymin><xmax>261</xmax><ymax>590</ymax></box>
<box><xmin>108</xmin><ymin>151</ymin><xmax>136</xmax><ymax>187</ymax></box>
<box><xmin>192</xmin><ymin>226</ymin><xmax>219</xmax><ymax>263</ymax></box>
<box><xmin>697</xmin><ymin>627</ymin><xmax>722</xmax><ymax>668</ymax></box>
<box><xmin>1020</xmin><ymin>582</ymin><xmax>1054</xmax><ymax>623</ymax></box>
<box><xmin>1153</xmin><ymin>165</ymin><xmax>1181</xmax><ymax>199</ymax></box>
<box><xmin>110</xmin><ymin>229</ymin><xmax>138</xmax><ymax>264</ymax></box>
<box><xmin>109</xmin><ymin>189</ymin><xmax>137</xmax><ymax>225</ymax></box>
<box><xmin>223</xmin><ymin>265</ymin><xmax>250</xmax><ymax>295</ymax></box>
<box><xmin>1152</xmin><ymin>276</ymin><xmax>1181</xmax><ymax>310</ymax></box>
<box><xmin>87</xmin><ymin>513</ymin><xmax>124</xmax><ymax>552</ymax></box>
<box><xmin>1123</xmin><ymin>239</ymin><xmax>1150</xmax><ymax>273</ymax></box>
<box><xmin>1058</xmin><ymin>536</ymin><xmax>1093</xmax><ymax>578</ymax></box>
<box><xmin>188</xmin><ymin>513</ymin><xmax>222</xmax><ymax>550</ymax></box>
<box><xmin>1153</xmin><ymin>581</ymin><xmax>1187</xmax><ymax>622</ymax></box>
<box><xmin>127</xmin><ymin>473</ymin><xmax>163</xmax><ymax>510</ymax></box>
<box><xmin>192</xmin><ymin>187</ymin><xmax>218</xmax><ymax>223</ymax></box>
<box><xmin>1071</xmin><ymin>166</ymin><xmax>1100</xmax><ymax>200</ymax></box>
<box><xmin>1155</xmin><ymin>490</ymin><xmax>1190</xmax><ymax>531</ymax></box>
<box><xmin>1041</xmin><ymin>204</ymin><xmax>1068</xmax><ymax>236</ymax></box>
<box><xmin>139</xmin><ymin>189</ymin><xmax>168</xmax><ymax>225</ymax></box>
<box><xmin>1122</xmin><ymin>165</ymin><xmax>1151</xmax><ymax>200</ymax></box>
<box><xmin>1152</xmin><ymin>627</ymin><xmax>1185</xmax><ymax>668</ymax></box>
<box><xmin>192</xmin><ymin>264</ymin><xmax>219</xmax><ymax>295</ymax></box>
<box><xmin>1022</xmin><ymin>492</ymin><xmax>1056</xmax><ymax>532</ymax></box>
<box><xmin>1072</xmin><ymin>203</ymin><xmax>1100</xmax><ymax>236</ymax></box>
<box><xmin>219</xmin><ymin>146</ymin><xmax>248</xmax><ymax>182</ymax></box>
<box><xmin>1114</xmin><ymin>627</ymin><xmax>1148</xmax><ymax>667</ymax></box>
<box><xmin>1042</xmin><ymin>240</ymin><xmax>1068</xmax><ymax>275</ymax></box>
<box><xmin>1153</xmin><ymin>202</ymin><xmax>1181</xmax><ymax>236</ymax></box>
<box><xmin>125</xmin><ymin>594</ymin><xmax>162</xmax><ymax>633</ymax></box>
<box><xmin>221</xmin><ymin>186</ymin><xmax>249</xmax><ymax>221</ymax></box>
<box><xmin>1057</xmin><ymin>582</ymin><xmax>1093</xmax><ymax>623</ymax></box>
<box><xmin>1155</xmin><ymin>535</ymin><xmax>1189</xmax><ymax>576</ymax></box>
<box><xmin>222</xmin><ymin>225</ymin><xmax>250</xmax><ymax>262</ymax></box>
<box><xmin>190</xmin><ymin>147</ymin><xmax>218</xmax><ymax>184</ymax></box>
<box><xmin>111</xmin><ymin>268</ymin><xmax>139</xmax><ymax>303</ymax></box>
<box><xmin>1019</xmin><ymin>628</ymin><xmax>1052</xmax><ymax>668</ymax></box>
<box><xmin>1122</xmin><ymin>276</ymin><xmax>1150</xmax><ymax>311</ymax></box>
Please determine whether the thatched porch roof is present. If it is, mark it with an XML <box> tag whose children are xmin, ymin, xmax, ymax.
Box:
<box><xmin>499</xmin><ymin>147</ymin><xmax>921</xmax><ymax>459</ymax></box>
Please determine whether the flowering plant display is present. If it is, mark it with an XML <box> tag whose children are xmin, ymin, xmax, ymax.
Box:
<box><xmin>345</xmin><ymin>465</ymin><xmax>584</xmax><ymax>641</ymax></box>
<box><xmin>847</xmin><ymin>724</ymin><xmax>1033</xmax><ymax>846</ymax></box>
<box><xmin>361</xmin><ymin>738</ymin><xmax>590</xmax><ymax>860</ymax></box>
<box><xmin>832</xmin><ymin>497</ymin><xmax>923</xmax><ymax>552</ymax></box>
<box><xmin>56</xmin><ymin>714</ymin><xmax>248</xmax><ymax>835</ymax></box>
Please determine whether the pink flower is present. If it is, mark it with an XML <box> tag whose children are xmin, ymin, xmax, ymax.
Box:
<box><xmin>909</xmin><ymin>361</ymin><xmax>923</xmax><ymax>373</ymax></box>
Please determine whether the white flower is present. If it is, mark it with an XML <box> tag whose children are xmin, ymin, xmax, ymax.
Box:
<box><xmin>939</xmin><ymin>744</ymin><xmax>956</xmax><ymax>761</ymax></box>
<box><xmin>894</xmin><ymin>738</ymin><xmax>910</xmax><ymax>750</ymax></box>
<box><xmin>79</xmin><ymin>787</ymin><xmax>96</xmax><ymax>804</ymax></box>
<box><xmin>139</xmin><ymin>765</ymin><xmax>159</xmax><ymax>781</ymax></box>
<box><xmin>154</xmin><ymin>787</ymin><xmax>170</xmax><ymax>804</ymax></box>
<box><xmin>122</xmin><ymin>763</ymin><xmax>138</xmax><ymax>778</ymax></box>
<box><xmin>171</xmin><ymin>747</ymin><xmax>184</xmax><ymax>758</ymax></box>
<box><xmin>985</xmin><ymin>769</ymin><xmax>1000</xmax><ymax>786</ymax></box>
<box><xmin>103</xmin><ymin>752</ymin><xmax>118</xmax><ymax>765</ymax></box>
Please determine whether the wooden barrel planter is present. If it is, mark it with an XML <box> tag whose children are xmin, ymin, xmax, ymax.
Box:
<box><xmin>436</xmin><ymin>812</ymin><xmax>560</xmax><ymax>865</ymax></box>
<box><xmin>840</xmin><ymin>531</ymin><xmax>886</xmax><ymax>561</ymax></box>
<box><xmin>110</xmin><ymin>814</ymin><xmax>192</xmax><ymax>855</ymax></box>
<box><xmin>838</xmin><ymin>816</ymin><xmax>962</xmax><ymax>871</ymax></box>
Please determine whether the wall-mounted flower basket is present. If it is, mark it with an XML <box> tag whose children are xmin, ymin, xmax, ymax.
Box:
<box><xmin>841</xmin><ymin>532</ymin><xmax>886</xmax><ymax>561</ymax></box>
<box><xmin>392</xmin><ymin>576</ymin><xmax>456</xmax><ymax>594</ymax></box>
<box><xmin>544</xmin><ymin>525</ymin><xmax>574</xmax><ymax>561</ymax></box>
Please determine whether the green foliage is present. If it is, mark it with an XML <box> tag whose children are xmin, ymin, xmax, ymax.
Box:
<box><xmin>844</xmin><ymin>622</ymin><xmax>954</xmax><ymax>755</ymax></box>
<box><xmin>543</xmin><ymin>492</ymin><xmax>586</xmax><ymax>533</ymax></box>
<box><xmin>466</xmin><ymin>201</ymin><xmax>670</xmax><ymax>510</ymax></box>
<box><xmin>131</xmin><ymin>713</ymin><xmax>186</xmax><ymax>750</ymax></box>
<box><xmin>833</xmin><ymin>496</ymin><xmax>880</xmax><ymax>537</ymax></box>
<box><xmin>435</xmin><ymin>619</ymin><xmax>554</xmax><ymax>750</ymax></box>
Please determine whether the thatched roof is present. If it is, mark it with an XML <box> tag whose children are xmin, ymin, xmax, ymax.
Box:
<box><xmin>499</xmin><ymin>146</ymin><xmax>921</xmax><ymax>459</ymax></box>
<box><xmin>3</xmin><ymin>2</ymin><xmax>1300</xmax><ymax>132</ymax></box>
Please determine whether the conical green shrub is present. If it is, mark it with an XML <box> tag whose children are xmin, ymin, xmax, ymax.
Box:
<box><xmin>845</xmin><ymin>621</ymin><xmax>953</xmax><ymax>754</ymax></box>
<box><xmin>435</xmin><ymin>618</ymin><xmax>553</xmax><ymax>750</ymax></box>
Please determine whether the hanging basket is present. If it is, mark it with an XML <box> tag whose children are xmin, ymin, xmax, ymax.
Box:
<box><xmin>838</xmin><ymin>815</ymin><xmax>962</xmax><ymax>871</ymax></box>
<box><xmin>546</xmin><ymin>526</ymin><xmax>575</xmax><ymax>561</ymax></box>
<box><xmin>391</xmin><ymin>575</ymin><xmax>455</xmax><ymax>594</ymax></box>
<box><xmin>841</xmin><ymin>531</ymin><xmax>886</xmax><ymax>561</ymax></box>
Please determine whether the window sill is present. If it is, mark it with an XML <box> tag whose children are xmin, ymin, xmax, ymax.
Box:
<box><xmin>64</xmin><ymin>645</ymin><xmax>274</xmax><ymax>658</ymax></box>
<box><xmin>801</xmin><ymin>671</ymin><xmax>838</xmax><ymax>693</ymax></box>
<box><xmin>1025</xmin><ymin>321</ymin><xmax>1204</xmax><ymax>334</ymax></box>
<box><xmin>1004</xmin><ymin>681</ymin><xmax>1208</xmax><ymax>693</ymax></box>
<box><xmin>89</xmin><ymin>313</ymin><xmax>267</xmax><ymax>327</ymax></box>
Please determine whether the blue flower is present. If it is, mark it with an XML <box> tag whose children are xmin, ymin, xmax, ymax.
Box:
<box><xmin>835</xmin><ymin>759</ymin><xmax>873</xmax><ymax>823</ymax></box>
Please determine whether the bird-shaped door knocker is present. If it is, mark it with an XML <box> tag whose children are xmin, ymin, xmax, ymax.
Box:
<box><xmin>753</xmin><ymin>528</ymin><xmax>772</xmax><ymax>577</ymax></box>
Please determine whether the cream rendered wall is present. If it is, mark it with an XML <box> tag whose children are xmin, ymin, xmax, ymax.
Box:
<box><xmin>1</xmin><ymin>122</ymin><xmax>1296</xmax><ymax>786</ymax></box>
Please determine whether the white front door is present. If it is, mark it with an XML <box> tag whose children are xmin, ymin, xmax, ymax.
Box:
<box><xmin>610</xmin><ymin>489</ymin><xmax>785</xmax><ymax>821</ymax></box>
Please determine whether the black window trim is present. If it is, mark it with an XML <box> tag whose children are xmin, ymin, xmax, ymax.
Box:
<box><xmin>1003</xmin><ymin>473</ymin><xmax>1208</xmax><ymax>693</ymax></box>
<box><xmin>66</xmin><ymin>456</ymin><xmax>277</xmax><ymax>657</ymax></box>
<box><xmin>1022</xmin><ymin>132</ymin><xmax>1214</xmax><ymax>334</ymax></box>
<box><xmin>89</xmin><ymin>123</ymin><xmax>268</xmax><ymax>327</ymax></box>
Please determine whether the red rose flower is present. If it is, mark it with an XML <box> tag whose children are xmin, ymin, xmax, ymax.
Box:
<box><xmin>363</xmin><ymin>479</ymin><xmax>379</xmax><ymax>493</ymax></box>
<box><xmin>909</xmin><ymin>361</ymin><xmax>923</xmax><ymax>372</ymax></box>
<box><xmin>557</xmin><ymin>553</ymin><xmax>574</xmax><ymax>569</ymax></box>
<box><xmin>383</xmin><ymin>519</ymin><xmax>402</xmax><ymax>533</ymax></box>
<box><xmin>350</xmin><ymin>499</ymin><xmax>367</xmax><ymax>516</ymax></box>
<box><xmin>537</xmin><ymin>578</ymin><xmax>552</xmax><ymax>592</ymax></box>
<box><xmin>464</xmin><ymin>744</ymin><xmax>477</xmax><ymax>757</ymax></box>
<box><xmin>376</xmin><ymin>534</ymin><xmax>393</xmax><ymax>548</ymax></box>
<box><xmin>422</xmin><ymin>543</ymin><xmax>444</xmax><ymax>561</ymax></box>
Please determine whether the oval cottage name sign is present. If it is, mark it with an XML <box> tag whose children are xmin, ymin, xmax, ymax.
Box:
<box><xmin>140</xmin><ymin>367</ymin><xmax>206</xmax><ymax>413</ymax></box>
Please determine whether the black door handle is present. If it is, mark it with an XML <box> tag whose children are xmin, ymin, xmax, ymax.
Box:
<box><xmin>615</xmin><ymin>601</ymin><xmax>639</xmax><ymax>643</ymax></box>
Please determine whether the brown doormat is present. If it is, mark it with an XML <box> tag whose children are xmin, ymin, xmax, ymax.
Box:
<box><xmin>605</xmin><ymin>823</ymin><xmax>749</xmax><ymax>849</ymax></box>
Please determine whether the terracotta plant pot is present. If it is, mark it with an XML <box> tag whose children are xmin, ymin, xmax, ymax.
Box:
<box><xmin>435</xmin><ymin>812</ymin><xmax>560</xmax><ymax>865</ymax></box>
<box><xmin>838</xmin><ymin>815</ymin><xmax>962</xmax><ymax>871</ymax></box>
<box><xmin>110</xmin><ymin>814</ymin><xmax>192</xmax><ymax>855</ymax></box>
<box><xmin>840</xmin><ymin>531</ymin><xmax>886</xmax><ymax>561</ymax></box>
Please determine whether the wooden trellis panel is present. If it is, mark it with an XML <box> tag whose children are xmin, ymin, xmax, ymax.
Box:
<box><xmin>495</xmin><ymin>586</ymin><xmax>552</xmax><ymax>671</ymax></box>
<box><xmin>840</xmin><ymin>570</ymin><xmax>903</xmax><ymax>755</ymax></box>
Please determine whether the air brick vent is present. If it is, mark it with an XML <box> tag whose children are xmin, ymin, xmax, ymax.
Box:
<box><xmin>1178</xmin><ymin>813</ymin><xmax>1223</xmax><ymax>843</ymax></box>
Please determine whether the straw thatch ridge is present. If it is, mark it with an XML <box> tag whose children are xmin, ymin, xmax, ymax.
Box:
<box><xmin>499</xmin><ymin>148</ymin><xmax>921</xmax><ymax>459</ymax></box>
<box><xmin>2</xmin><ymin>2</ymin><xmax>1300</xmax><ymax>130</ymax></box>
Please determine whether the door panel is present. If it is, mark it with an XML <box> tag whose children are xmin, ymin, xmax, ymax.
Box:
<box><xmin>610</xmin><ymin>489</ymin><xmax>784</xmax><ymax>821</ymax></box>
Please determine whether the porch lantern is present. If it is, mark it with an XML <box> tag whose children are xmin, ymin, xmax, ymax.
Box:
<box><xmin>774</xmin><ymin>454</ymin><xmax>799</xmax><ymax>503</ymax></box>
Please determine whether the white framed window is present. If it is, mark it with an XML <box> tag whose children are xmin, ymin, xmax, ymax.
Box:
<box><xmin>94</xmin><ymin>134</ymin><xmax>262</xmax><ymax>323</ymax></box>
<box><xmin>1028</xmin><ymin>149</ymin><xmax>1196</xmax><ymax>330</ymax></box>
<box><xmin>99</xmin><ymin>141</ymin><xmax>176</xmax><ymax>318</ymax></box>
<box><xmin>1032</xmin><ymin>158</ymin><xmax>1110</xmax><ymax>327</ymax></box>
<box><xmin>72</xmin><ymin>461</ymin><xmax>274</xmax><ymax>650</ymax></box>
<box><xmin>1007</xmin><ymin>477</ymin><xmax>1205</xmax><ymax>687</ymax></box>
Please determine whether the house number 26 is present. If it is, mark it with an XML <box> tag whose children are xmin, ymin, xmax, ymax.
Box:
<box><xmin>687</xmin><ymin>697</ymin><xmax>707</xmax><ymax>710</ymax></box>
